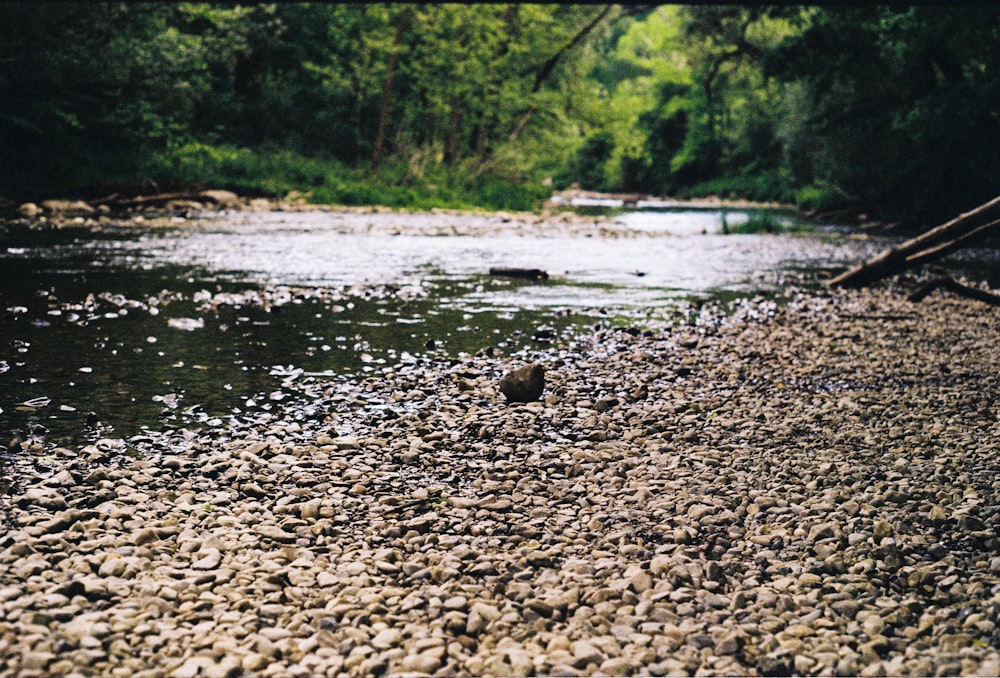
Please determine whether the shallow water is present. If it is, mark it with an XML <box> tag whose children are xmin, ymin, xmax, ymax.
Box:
<box><xmin>0</xmin><ymin>208</ymin><xmax>909</xmax><ymax>448</ymax></box>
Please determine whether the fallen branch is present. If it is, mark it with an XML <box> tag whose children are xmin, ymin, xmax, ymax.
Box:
<box><xmin>828</xmin><ymin>196</ymin><xmax>1000</xmax><ymax>288</ymax></box>
<box><xmin>93</xmin><ymin>191</ymin><xmax>205</xmax><ymax>207</ymax></box>
<box><xmin>908</xmin><ymin>276</ymin><xmax>1000</xmax><ymax>306</ymax></box>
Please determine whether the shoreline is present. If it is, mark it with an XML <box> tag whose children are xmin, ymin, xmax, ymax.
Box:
<box><xmin>6</xmin><ymin>190</ymin><xmax>805</xmax><ymax>227</ymax></box>
<box><xmin>2</xmin><ymin>284</ymin><xmax>999</xmax><ymax>676</ymax></box>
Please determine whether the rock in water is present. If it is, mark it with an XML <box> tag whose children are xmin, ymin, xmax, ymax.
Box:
<box><xmin>499</xmin><ymin>363</ymin><xmax>545</xmax><ymax>403</ymax></box>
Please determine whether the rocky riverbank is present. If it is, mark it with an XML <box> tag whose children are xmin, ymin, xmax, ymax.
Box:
<box><xmin>2</xmin><ymin>284</ymin><xmax>999</xmax><ymax>677</ymax></box>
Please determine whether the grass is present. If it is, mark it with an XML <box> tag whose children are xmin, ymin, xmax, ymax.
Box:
<box><xmin>721</xmin><ymin>209</ymin><xmax>815</xmax><ymax>235</ymax></box>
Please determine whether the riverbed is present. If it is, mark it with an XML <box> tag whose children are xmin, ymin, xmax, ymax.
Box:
<box><xmin>3</xmin><ymin>207</ymin><xmax>1000</xmax><ymax>677</ymax></box>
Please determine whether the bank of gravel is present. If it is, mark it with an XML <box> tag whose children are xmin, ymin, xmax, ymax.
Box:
<box><xmin>1</xmin><ymin>284</ymin><xmax>999</xmax><ymax>677</ymax></box>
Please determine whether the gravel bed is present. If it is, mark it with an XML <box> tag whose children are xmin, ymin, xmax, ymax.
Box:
<box><xmin>2</xmin><ymin>284</ymin><xmax>999</xmax><ymax>677</ymax></box>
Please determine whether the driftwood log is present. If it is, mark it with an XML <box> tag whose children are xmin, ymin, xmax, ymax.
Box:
<box><xmin>828</xmin><ymin>196</ymin><xmax>1000</xmax><ymax>288</ymax></box>
<box><xmin>489</xmin><ymin>267</ymin><xmax>549</xmax><ymax>281</ymax></box>
<box><xmin>91</xmin><ymin>189</ymin><xmax>240</xmax><ymax>209</ymax></box>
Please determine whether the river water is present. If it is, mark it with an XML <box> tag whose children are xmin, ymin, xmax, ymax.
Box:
<box><xmin>0</xmin><ymin>207</ymin><xmax>966</xmax><ymax>449</ymax></box>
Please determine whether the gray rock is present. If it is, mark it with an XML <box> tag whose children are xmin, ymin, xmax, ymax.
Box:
<box><xmin>499</xmin><ymin>363</ymin><xmax>545</xmax><ymax>403</ymax></box>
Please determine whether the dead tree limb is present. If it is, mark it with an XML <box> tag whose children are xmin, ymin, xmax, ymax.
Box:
<box><xmin>94</xmin><ymin>192</ymin><xmax>205</xmax><ymax>207</ymax></box>
<box><xmin>908</xmin><ymin>277</ymin><xmax>1000</xmax><ymax>306</ymax></box>
<box><xmin>531</xmin><ymin>5</ymin><xmax>613</xmax><ymax>94</ymax></box>
<box><xmin>903</xmin><ymin>217</ymin><xmax>1000</xmax><ymax>268</ymax></box>
<box><xmin>828</xmin><ymin>195</ymin><xmax>1000</xmax><ymax>288</ymax></box>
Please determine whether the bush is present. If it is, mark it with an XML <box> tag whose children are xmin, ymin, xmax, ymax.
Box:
<box><xmin>145</xmin><ymin>143</ymin><xmax>551</xmax><ymax>212</ymax></box>
<box><xmin>794</xmin><ymin>183</ymin><xmax>850</xmax><ymax>212</ymax></box>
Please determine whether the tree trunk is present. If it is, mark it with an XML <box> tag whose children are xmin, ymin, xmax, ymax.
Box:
<box><xmin>370</xmin><ymin>7</ymin><xmax>410</xmax><ymax>174</ymax></box>
<box><xmin>443</xmin><ymin>93</ymin><xmax>462</xmax><ymax>166</ymax></box>
<box><xmin>828</xmin><ymin>195</ymin><xmax>1000</xmax><ymax>288</ymax></box>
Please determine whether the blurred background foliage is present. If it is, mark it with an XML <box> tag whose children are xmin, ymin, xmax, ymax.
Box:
<box><xmin>2</xmin><ymin>3</ymin><xmax>999</xmax><ymax>224</ymax></box>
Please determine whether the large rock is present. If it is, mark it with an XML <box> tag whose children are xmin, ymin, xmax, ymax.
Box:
<box><xmin>499</xmin><ymin>363</ymin><xmax>545</xmax><ymax>403</ymax></box>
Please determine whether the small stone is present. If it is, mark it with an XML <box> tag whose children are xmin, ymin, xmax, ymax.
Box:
<box><xmin>371</xmin><ymin>628</ymin><xmax>402</xmax><ymax>649</ymax></box>
<box><xmin>807</xmin><ymin>522</ymin><xmax>836</xmax><ymax>541</ymax></box>
<box><xmin>757</xmin><ymin>652</ymin><xmax>794</xmax><ymax>677</ymax></box>
<box><xmin>650</xmin><ymin>554</ymin><xmax>673</xmax><ymax>576</ymax></box>
<box><xmin>191</xmin><ymin>548</ymin><xmax>222</xmax><ymax>570</ymax></box>
<box><xmin>595</xmin><ymin>396</ymin><xmax>619</xmax><ymax>412</ymax></box>
<box><xmin>571</xmin><ymin>639</ymin><xmax>605</xmax><ymax>668</ymax></box>
<box><xmin>169</xmin><ymin>655</ymin><xmax>238</xmax><ymax>678</ymax></box>
<box><xmin>259</xmin><ymin>627</ymin><xmax>292</xmax><ymax>642</ymax></box>
<box><xmin>443</xmin><ymin>595</ymin><xmax>468</xmax><ymax>611</ymax></box>
<box><xmin>525</xmin><ymin>598</ymin><xmax>556</xmax><ymax>618</ymax></box>
<box><xmin>199</xmin><ymin>189</ymin><xmax>241</xmax><ymax>207</ymax></box>
<box><xmin>254</xmin><ymin>525</ymin><xmax>297</xmax><ymax>543</ymax></box>
<box><xmin>479</xmin><ymin>497</ymin><xmax>513</xmax><ymax>512</ymax></box>
<box><xmin>470</xmin><ymin>602</ymin><xmax>501</xmax><ymax>621</ymax></box>
<box><xmin>41</xmin><ymin>199</ymin><xmax>94</xmax><ymax>215</ymax></box>
<box><xmin>45</xmin><ymin>470</ymin><xmax>76</xmax><ymax>487</ymax></box>
<box><xmin>400</xmin><ymin>652</ymin><xmax>443</xmax><ymax>674</ymax></box>
<box><xmin>673</xmin><ymin>527</ymin><xmax>694</xmax><ymax>544</ymax></box>
<box><xmin>499</xmin><ymin>363</ymin><xmax>545</xmax><ymax>403</ymax></box>
<box><xmin>862</xmin><ymin>614</ymin><xmax>885</xmax><ymax>638</ymax></box>
<box><xmin>599</xmin><ymin>657</ymin><xmax>635</xmax><ymax>676</ymax></box>
<box><xmin>873</xmin><ymin>520</ymin><xmax>893</xmax><ymax>542</ymax></box>
<box><xmin>98</xmin><ymin>557</ymin><xmax>128</xmax><ymax>578</ymax></box>
<box><xmin>927</xmin><ymin>504</ymin><xmax>949</xmax><ymax>525</ymax></box>
<box><xmin>21</xmin><ymin>651</ymin><xmax>55</xmax><ymax>671</ymax></box>
<box><xmin>715</xmin><ymin>632</ymin><xmax>743</xmax><ymax>655</ymax></box>
<box><xmin>798</xmin><ymin>572</ymin><xmax>823</xmax><ymax>587</ymax></box>
<box><xmin>19</xmin><ymin>487</ymin><xmax>68</xmax><ymax>511</ymax></box>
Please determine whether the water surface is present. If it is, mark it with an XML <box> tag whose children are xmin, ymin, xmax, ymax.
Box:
<box><xmin>1</xmin><ymin>208</ymin><xmax>887</xmax><ymax>448</ymax></box>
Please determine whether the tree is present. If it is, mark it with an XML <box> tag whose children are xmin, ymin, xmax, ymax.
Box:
<box><xmin>765</xmin><ymin>6</ymin><xmax>1000</xmax><ymax>224</ymax></box>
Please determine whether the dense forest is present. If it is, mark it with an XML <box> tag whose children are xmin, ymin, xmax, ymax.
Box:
<box><xmin>2</xmin><ymin>3</ymin><xmax>1000</xmax><ymax>225</ymax></box>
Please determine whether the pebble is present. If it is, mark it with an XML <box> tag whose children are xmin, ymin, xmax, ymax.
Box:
<box><xmin>2</xmin><ymin>285</ymin><xmax>999</xmax><ymax>676</ymax></box>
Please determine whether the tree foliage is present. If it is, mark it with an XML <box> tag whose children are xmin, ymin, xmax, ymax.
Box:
<box><xmin>2</xmin><ymin>3</ymin><xmax>999</xmax><ymax>224</ymax></box>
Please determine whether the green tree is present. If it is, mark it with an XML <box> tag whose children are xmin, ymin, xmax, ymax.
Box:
<box><xmin>766</xmin><ymin>6</ymin><xmax>1000</xmax><ymax>223</ymax></box>
<box><xmin>0</xmin><ymin>2</ymin><xmax>255</xmax><ymax>197</ymax></box>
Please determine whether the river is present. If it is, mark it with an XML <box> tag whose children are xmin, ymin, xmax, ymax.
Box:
<box><xmin>0</xmin><ymin>206</ymin><xmax>981</xmax><ymax>450</ymax></box>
